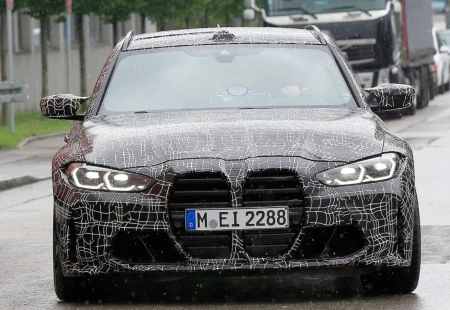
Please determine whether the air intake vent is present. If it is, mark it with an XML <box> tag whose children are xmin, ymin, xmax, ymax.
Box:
<box><xmin>242</xmin><ymin>170</ymin><xmax>304</xmax><ymax>258</ymax></box>
<box><xmin>169</xmin><ymin>172</ymin><xmax>232</xmax><ymax>259</ymax></box>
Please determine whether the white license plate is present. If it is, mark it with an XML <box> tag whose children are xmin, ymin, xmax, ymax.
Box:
<box><xmin>185</xmin><ymin>207</ymin><xmax>289</xmax><ymax>231</ymax></box>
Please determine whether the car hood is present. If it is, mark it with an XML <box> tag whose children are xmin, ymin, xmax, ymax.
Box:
<box><xmin>77</xmin><ymin>108</ymin><xmax>387</xmax><ymax>168</ymax></box>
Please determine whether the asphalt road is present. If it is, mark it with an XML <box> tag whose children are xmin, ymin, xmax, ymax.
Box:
<box><xmin>1</xmin><ymin>94</ymin><xmax>450</xmax><ymax>309</ymax></box>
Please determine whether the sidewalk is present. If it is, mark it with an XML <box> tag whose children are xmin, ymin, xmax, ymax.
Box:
<box><xmin>0</xmin><ymin>135</ymin><xmax>65</xmax><ymax>191</ymax></box>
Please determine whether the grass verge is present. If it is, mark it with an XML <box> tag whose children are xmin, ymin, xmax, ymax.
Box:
<box><xmin>0</xmin><ymin>112</ymin><xmax>72</xmax><ymax>148</ymax></box>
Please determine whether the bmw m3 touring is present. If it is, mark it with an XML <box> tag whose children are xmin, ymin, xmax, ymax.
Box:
<box><xmin>40</xmin><ymin>26</ymin><xmax>420</xmax><ymax>300</ymax></box>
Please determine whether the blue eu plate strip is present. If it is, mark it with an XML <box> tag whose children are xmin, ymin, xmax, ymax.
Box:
<box><xmin>185</xmin><ymin>210</ymin><xmax>196</xmax><ymax>231</ymax></box>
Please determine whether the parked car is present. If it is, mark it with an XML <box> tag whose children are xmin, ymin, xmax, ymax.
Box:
<box><xmin>433</xmin><ymin>28</ymin><xmax>450</xmax><ymax>93</ymax></box>
<box><xmin>40</xmin><ymin>27</ymin><xmax>421</xmax><ymax>301</ymax></box>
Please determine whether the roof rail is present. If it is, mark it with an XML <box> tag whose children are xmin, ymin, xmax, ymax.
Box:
<box><xmin>121</xmin><ymin>30</ymin><xmax>134</xmax><ymax>51</ymax></box>
<box><xmin>305</xmin><ymin>25</ymin><xmax>327</xmax><ymax>45</ymax></box>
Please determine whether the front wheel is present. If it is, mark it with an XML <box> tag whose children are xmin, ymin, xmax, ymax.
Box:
<box><xmin>360</xmin><ymin>200</ymin><xmax>421</xmax><ymax>294</ymax></box>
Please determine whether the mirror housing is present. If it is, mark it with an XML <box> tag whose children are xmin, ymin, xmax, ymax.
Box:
<box><xmin>244</xmin><ymin>9</ymin><xmax>255</xmax><ymax>21</ymax></box>
<box><xmin>40</xmin><ymin>94</ymin><xmax>89</xmax><ymax>121</ymax></box>
<box><xmin>364</xmin><ymin>84</ymin><xmax>414</xmax><ymax>111</ymax></box>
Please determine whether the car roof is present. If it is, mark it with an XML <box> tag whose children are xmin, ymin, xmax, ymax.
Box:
<box><xmin>126</xmin><ymin>27</ymin><xmax>324</xmax><ymax>51</ymax></box>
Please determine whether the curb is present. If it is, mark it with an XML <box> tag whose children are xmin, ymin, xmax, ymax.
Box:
<box><xmin>0</xmin><ymin>176</ymin><xmax>51</xmax><ymax>192</ymax></box>
<box><xmin>18</xmin><ymin>132</ymin><xmax>66</xmax><ymax>149</ymax></box>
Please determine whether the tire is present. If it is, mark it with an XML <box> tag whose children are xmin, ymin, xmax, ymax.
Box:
<box><xmin>361</xmin><ymin>199</ymin><xmax>421</xmax><ymax>295</ymax></box>
<box><xmin>417</xmin><ymin>66</ymin><xmax>430</xmax><ymax>109</ymax></box>
<box><xmin>445</xmin><ymin>81</ymin><xmax>450</xmax><ymax>92</ymax></box>
<box><xmin>53</xmin><ymin>214</ymin><xmax>90</xmax><ymax>301</ymax></box>
<box><xmin>404</xmin><ymin>72</ymin><xmax>418</xmax><ymax>115</ymax></box>
<box><xmin>429</xmin><ymin>66</ymin><xmax>435</xmax><ymax>100</ymax></box>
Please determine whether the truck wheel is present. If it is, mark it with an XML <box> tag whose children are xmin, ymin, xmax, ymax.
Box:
<box><xmin>417</xmin><ymin>66</ymin><xmax>430</xmax><ymax>109</ymax></box>
<box><xmin>53</xmin><ymin>214</ymin><xmax>90</xmax><ymax>301</ymax></box>
<box><xmin>404</xmin><ymin>72</ymin><xmax>417</xmax><ymax>115</ymax></box>
<box><xmin>429</xmin><ymin>66</ymin><xmax>435</xmax><ymax>100</ymax></box>
<box><xmin>361</xmin><ymin>199</ymin><xmax>421</xmax><ymax>295</ymax></box>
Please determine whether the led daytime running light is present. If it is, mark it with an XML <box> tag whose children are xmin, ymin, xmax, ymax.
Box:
<box><xmin>316</xmin><ymin>153</ymin><xmax>399</xmax><ymax>187</ymax></box>
<box><xmin>67</xmin><ymin>163</ymin><xmax>155</xmax><ymax>192</ymax></box>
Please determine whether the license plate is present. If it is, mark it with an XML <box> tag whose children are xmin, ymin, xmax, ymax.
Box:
<box><xmin>185</xmin><ymin>207</ymin><xmax>289</xmax><ymax>231</ymax></box>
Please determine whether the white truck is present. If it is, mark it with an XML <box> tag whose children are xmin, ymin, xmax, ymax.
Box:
<box><xmin>244</xmin><ymin>0</ymin><xmax>437</xmax><ymax>115</ymax></box>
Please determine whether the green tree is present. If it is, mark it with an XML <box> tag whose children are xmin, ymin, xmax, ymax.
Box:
<box><xmin>1</xmin><ymin>4</ymin><xmax>7</xmax><ymax>82</ymax></box>
<box><xmin>183</xmin><ymin>0</ymin><xmax>210</xmax><ymax>29</ymax></box>
<box><xmin>214</xmin><ymin>0</ymin><xmax>243</xmax><ymax>27</ymax></box>
<box><xmin>15</xmin><ymin>0</ymin><xmax>65</xmax><ymax>98</ymax></box>
<box><xmin>0</xmin><ymin>5</ymin><xmax>8</xmax><ymax>125</ymax></box>
<box><xmin>72</xmin><ymin>1</ymin><xmax>101</xmax><ymax>98</ymax></box>
<box><xmin>138</xmin><ymin>0</ymin><xmax>179</xmax><ymax>31</ymax></box>
<box><xmin>98</xmin><ymin>0</ymin><xmax>137</xmax><ymax>44</ymax></box>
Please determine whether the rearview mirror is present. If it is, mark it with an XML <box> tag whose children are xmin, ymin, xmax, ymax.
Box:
<box><xmin>244</xmin><ymin>9</ymin><xmax>255</xmax><ymax>21</ymax></box>
<box><xmin>364</xmin><ymin>84</ymin><xmax>414</xmax><ymax>111</ymax></box>
<box><xmin>40</xmin><ymin>94</ymin><xmax>89</xmax><ymax>121</ymax></box>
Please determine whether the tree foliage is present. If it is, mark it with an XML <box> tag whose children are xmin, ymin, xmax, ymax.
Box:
<box><xmin>14</xmin><ymin>0</ymin><xmax>65</xmax><ymax>19</ymax></box>
<box><xmin>97</xmin><ymin>0</ymin><xmax>137</xmax><ymax>24</ymax></box>
<box><xmin>14</xmin><ymin>0</ymin><xmax>66</xmax><ymax>98</ymax></box>
<box><xmin>72</xmin><ymin>0</ymin><xmax>101</xmax><ymax>16</ymax></box>
<box><xmin>138</xmin><ymin>0</ymin><xmax>243</xmax><ymax>30</ymax></box>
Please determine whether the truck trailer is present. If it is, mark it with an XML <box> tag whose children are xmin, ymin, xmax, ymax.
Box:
<box><xmin>244</xmin><ymin>0</ymin><xmax>436</xmax><ymax>115</ymax></box>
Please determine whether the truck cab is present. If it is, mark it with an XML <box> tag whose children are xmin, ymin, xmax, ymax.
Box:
<box><xmin>244</xmin><ymin>0</ymin><xmax>435</xmax><ymax>114</ymax></box>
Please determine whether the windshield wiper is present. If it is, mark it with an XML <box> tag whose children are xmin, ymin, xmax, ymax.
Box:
<box><xmin>277</xmin><ymin>7</ymin><xmax>318</xmax><ymax>19</ymax></box>
<box><xmin>321</xmin><ymin>5</ymin><xmax>372</xmax><ymax>17</ymax></box>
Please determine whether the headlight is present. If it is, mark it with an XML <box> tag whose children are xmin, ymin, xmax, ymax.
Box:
<box><xmin>316</xmin><ymin>153</ymin><xmax>400</xmax><ymax>186</ymax></box>
<box><xmin>66</xmin><ymin>163</ymin><xmax>155</xmax><ymax>192</ymax></box>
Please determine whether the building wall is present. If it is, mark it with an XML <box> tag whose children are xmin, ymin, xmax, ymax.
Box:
<box><xmin>0</xmin><ymin>12</ymin><xmax>156</xmax><ymax>115</ymax></box>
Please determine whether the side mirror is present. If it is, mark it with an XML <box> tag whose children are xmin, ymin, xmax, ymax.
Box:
<box><xmin>364</xmin><ymin>84</ymin><xmax>414</xmax><ymax>111</ymax></box>
<box><xmin>40</xmin><ymin>94</ymin><xmax>89</xmax><ymax>121</ymax></box>
<box><xmin>244</xmin><ymin>9</ymin><xmax>255</xmax><ymax>21</ymax></box>
<box><xmin>244</xmin><ymin>0</ymin><xmax>256</xmax><ymax>9</ymax></box>
<box><xmin>440</xmin><ymin>45</ymin><xmax>450</xmax><ymax>54</ymax></box>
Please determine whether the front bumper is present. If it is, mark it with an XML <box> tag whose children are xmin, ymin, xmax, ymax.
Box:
<box><xmin>52</xmin><ymin>156</ymin><xmax>416</xmax><ymax>277</ymax></box>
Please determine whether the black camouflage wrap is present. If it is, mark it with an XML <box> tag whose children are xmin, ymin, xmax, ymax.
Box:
<box><xmin>49</xmin><ymin>28</ymin><xmax>417</xmax><ymax>276</ymax></box>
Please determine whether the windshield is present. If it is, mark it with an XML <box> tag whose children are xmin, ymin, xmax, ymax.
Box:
<box><xmin>432</xmin><ymin>0</ymin><xmax>447</xmax><ymax>12</ymax></box>
<box><xmin>265</xmin><ymin>0</ymin><xmax>387</xmax><ymax>16</ymax></box>
<box><xmin>100</xmin><ymin>46</ymin><xmax>355</xmax><ymax>114</ymax></box>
